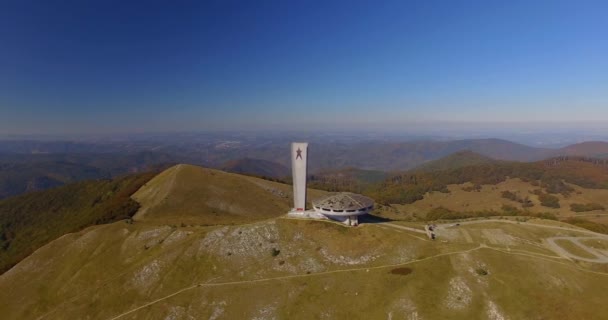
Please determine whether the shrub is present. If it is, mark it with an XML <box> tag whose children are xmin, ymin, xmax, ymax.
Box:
<box><xmin>570</xmin><ymin>203</ymin><xmax>605</xmax><ymax>212</ymax></box>
<box><xmin>501</xmin><ymin>191</ymin><xmax>517</xmax><ymax>201</ymax></box>
<box><xmin>0</xmin><ymin>171</ymin><xmax>156</xmax><ymax>274</ymax></box>
<box><xmin>475</xmin><ymin>268</ymin><xmax>488</xmax><ymax>276</ymax></box>
<box><xmin>501</xmin><ymin>204</ymin><xmax>520</xmax><ymax>215</ymax></box>
<box><xmin>521</xmin><ymin>197</ymin><xmax>534</xmax><ymax>208</ymax></box>
<box><xmin>462</xmin><ymin>184</ymin><xmax>482</xmax><ymax>192</ymax></box>
<box><xmin>542</xmin><ymin>178</ymin><xmax>574</xmax><ymax>196</ymax></box>
<box><xmin>271</xmin><ymin>248</ymin><xmax>281</xmax><ymax>257</ymax></box>
<box><xmin>539</xmin><ymin>193</ymin><xmax>560</xmax><ymax>208</ymax></box>
<box><xmin>532</xmin><ymin>212</ymin><xmax>558</xmax><ymax>220</ymax></box>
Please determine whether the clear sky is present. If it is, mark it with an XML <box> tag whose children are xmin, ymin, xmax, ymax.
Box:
<box><xmin>1</xmin><ymin>0</ymin><xmax>607</xmax><ymax>135</ymax></box>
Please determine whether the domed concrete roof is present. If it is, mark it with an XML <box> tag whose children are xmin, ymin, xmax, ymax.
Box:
<box><xmin>312</xmin><ymin>192</ymin><xmax>374</xmax><ymax>211</ymax></box>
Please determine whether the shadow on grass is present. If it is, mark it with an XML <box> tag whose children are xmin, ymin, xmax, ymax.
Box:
<box><xmin>359</xmin><ymin>214</ymin><xmax>395</xmax><ymax>224</ymax></box>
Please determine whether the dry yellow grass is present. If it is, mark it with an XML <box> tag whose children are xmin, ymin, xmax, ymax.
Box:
<box><xmin>132</xmin><ymin>164</ymin><xmax>329</xmax><ymax>226</ymax></box>
<box><xmin>554</xmin><ymin>239</ymin><xmax>598</xmax><ymax>259</ymax></box>
<box><xmin>385</xmin><ymin>178</ymin><xmax>608</xmax><ymax>220</ymax></box>
<box><xmin>2</xmin><ymin>217</ymin><xmax>608</xmax><ymax>320</ymax></box>
<box><xmin>4</xmin><ymin>167</ymin><xmax>608</xmax><ymax>319</ymax></box>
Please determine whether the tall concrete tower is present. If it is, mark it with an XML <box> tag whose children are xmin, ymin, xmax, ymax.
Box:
<box><xmin>291</xmin><ymin>142</ymin><xmax>308</xmax><ymax>211</ymax></box>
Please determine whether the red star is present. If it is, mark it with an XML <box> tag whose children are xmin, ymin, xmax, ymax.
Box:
<box><xmin>296</xmin><ymin>148</ymin><xmax>303</xmax><ymax>159</ymax></box>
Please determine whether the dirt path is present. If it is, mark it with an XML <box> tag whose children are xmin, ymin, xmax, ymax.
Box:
<box><xmin>379</xmin><ymin>223</ymin><xmax>427</xmax><ymax>234</ymax></box>
<box><xmin>105</xmin><ymin>246</ymin><xmax>483</xmax><ymax>320</ymax></box>
<box><xmin>105</xmin><ymin>241</ymin><xmax>608</xmax><ymax>320</ymax></box>
<box><xmin>545</xmin><ymin>237</ymin><xmax>608</xmax><ymax>263</ymax></box>
<box><xmin>437</xmin><ymin>218</ymin><xmax>608</xmax><ymax>237</ymax></box>
<box><xmin>436</xmin><ymin>219</ymin><xmax>608</xmax><ymax>263</ymax></box>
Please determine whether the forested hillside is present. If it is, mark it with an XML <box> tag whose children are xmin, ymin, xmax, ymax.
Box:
<box><xmin>369</xmin><ymin>157</ymin><xmax>608</xmax><ymax>205</ymax></box>
<box><xmin>0</xmin><ymin>152</ymin><xmax>175</xmax><ymax>199</ymax></box>
<box><xmin>0</xmin><ymin>172</ymin><xmax>156</xmax><ymax>274</ymax></box>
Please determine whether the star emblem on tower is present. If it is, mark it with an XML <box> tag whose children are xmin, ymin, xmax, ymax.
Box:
<box><xmin>296</xmin><ymin>148</ymin><xmax>303</xmax><ymax>159</ymax></box>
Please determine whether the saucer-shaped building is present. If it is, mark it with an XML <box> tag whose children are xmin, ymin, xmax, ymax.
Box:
<box><xmin>312</xmin><ymin>192</ymin><xmax>374</xmax><ymax>226</ymax></box>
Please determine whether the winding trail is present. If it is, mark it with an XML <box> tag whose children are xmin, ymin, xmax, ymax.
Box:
<box><xmin>435</xmin><ymin>218</ymin><xmax>608</xmax><ymax>237</ymax></box>
<box><xmin>433</xmin><ymin>218</ymin><xmax>608</xmax><ymax>263</ymax></box>
<box><xmin>105</xmin><ymin>239</ymin><xmax>608</xmax><ymax>320</ymax></box>
<box><xmin>36</xmin><ymin>217</ymin><xmax>608</xmax><ymax>320</ymax></box>
<box><xmin>106</xmin><ymin>245</ymin><xmax>484</xmax><ymax>320</ymax></box>
<box><xmin>545</xmin><ymin>237</ymin><xmax>608</xmax><ymax>263</ymax></box>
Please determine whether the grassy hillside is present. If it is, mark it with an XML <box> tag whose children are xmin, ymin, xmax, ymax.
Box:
<box><xmin>220</xmin><ymin>157</ymin><xmax>289</xmax><ymax>179</ymax></box>
<box><xmin>0</xmin><ymin>172</ymin><xmax>156</xmax><ymax>274</ymax></box>
<box><xmin>370</xmin><ymin>157</ymin><xmax>608</xmax><ymax>205</ymax></box>
<box><xmin>132</xmin><ymin>164</ymin><xmax>329</xmax><ymax>226</ymax></box>
<box><xmin>377</xmin><ymin>178</ymin><xmax>608</xmax><ymax>221</ymax></box>
<box><xmin>1</xmin><ymin>217</ymin><xmax>607</xmax><ymax>319</ymax></box>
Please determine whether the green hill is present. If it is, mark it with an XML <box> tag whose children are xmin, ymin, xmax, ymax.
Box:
<box><xmin>0</xmin><ymin>171</ymin><xmax>156</xmax><ymax>274</ymax></box>
<box><xmin>370</xmin><ymin>156</ymin><xmax>608</xmax><ymax>205</ymax></box>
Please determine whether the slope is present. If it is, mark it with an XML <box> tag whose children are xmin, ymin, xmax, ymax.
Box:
<box><xmin>131</xmin><ymin>164</ymin><xmax>328</xmax><ymax>226</ymax></box>
<box><xmin>1</xmin><ymin>217</ymin><xmax>607</xmax><ymax>319</ymax></box>
<box><xmin>0</xmin><ymin>171</ymin><xmax>156</xmax><ymax>274</ymax></box>
<box><xmin>370</xmin><ymin>156</ymin><xmax>608</xmax><ymax>205</ymax></box>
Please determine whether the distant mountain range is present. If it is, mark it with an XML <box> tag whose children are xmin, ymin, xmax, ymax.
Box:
<box><xmin>0</xmin><ymin>138</ymin><xmax>607</xmax><ymax>200</ymax></box>
<box><xmin>0</xmin><ymin>152</ymin><xmax>176</xmax><ymax>199</ymax></box>
<box><xmin>409</xmin><ymin>150</ymin><xmax>499</xmax><ymax>172</ymax></box>
<box><xmin>221</xmin><ymin>158</ymin><xmax>289</xmax><ymax>179</ymax></box>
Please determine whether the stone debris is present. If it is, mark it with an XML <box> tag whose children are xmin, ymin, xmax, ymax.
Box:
<box><xmin>163</xmin><ymin>306</ymin><xmax>195</xmax><ymax>320</ymax></box>
<box><xmin>199</xmin><ymin>222</ymin><xmax>279</xmax><ymax>259</ymax></box>
<box><xmin>252</xmin><ymin>302</ymin><xmax>278</xmax><ymax>320</ymax></box>
<box><xmin>486</xmin><ymin>300</ymin><xmax>507</xmax><ymax>320</ymax></box>
<box><xmin>130</xmin><ymin>259</ymin><xmax>163</xmax><ymax>293</ymax></box>
<box><xmin>444</xmin><ymin>277</ymin><xmax>473</xmax><ymax>310</ymax></box>
<box><xmin>319</xmin><ymin>248</ymin><xmax>378</xmax><ymax>265</ymax></box>
<box><xmin>388</xmin><ymin>245</ymin><xmax>416</xmax><ymax>264</ymax></box>
<box><xmin>162</xmin><ymin>230</ymin><xmax>191</xmax><ymax>247</ymax></box>
<box><xmin>209</xmin><ymin>301</ymin><xmax>227</xmax><ymax>320</ymax></box>
<box><xmin>388</xmin><ymin>298</ymin><xmax>421</xmax><ymax>320</ymax></box>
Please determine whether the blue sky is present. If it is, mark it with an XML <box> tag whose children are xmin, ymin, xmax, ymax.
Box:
<box><xmin>0</xmin><ymin>0</ymin><xmax>607</xmax><ymax>135</ymax></box>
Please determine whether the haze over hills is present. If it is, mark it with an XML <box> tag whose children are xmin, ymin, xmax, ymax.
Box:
<box><xmin>221</xmin><ymin>157</ymin><xmax>290</xmax><ymax>180</ymax></box>
<box><xmin>410</xmin><ymin>150</ymin><xmax>499</xmax><ymax>173</ymax></box>
<box><xmin>0</xmin><ymin>152</ymin><xmax>176</xmax><ymax>200</ymax></box>
<box><xmin>1</xmin><ymin>136</ymin><xmax>608</xmax><ymax>200</ymax></box>
<box><xmin>558</xmin><ymin>141</ymin><xmax>608</xmax><ymax>158</ymax></box>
